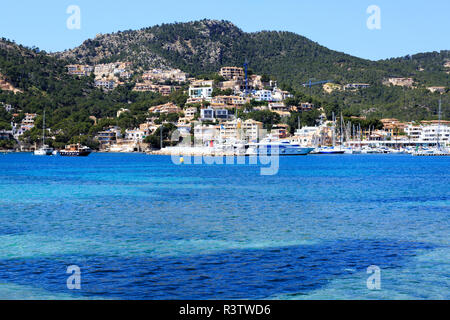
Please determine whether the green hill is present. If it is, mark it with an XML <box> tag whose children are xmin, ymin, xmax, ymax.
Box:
<box><xmin>57</xmin><ymin>20</ymin><xmax>449</xmax><ymax>87</ymax></box>
<box><xmin>0</xmin><ymin>20</ymin><xmax>449</xmax><ymax>149</ymax></box>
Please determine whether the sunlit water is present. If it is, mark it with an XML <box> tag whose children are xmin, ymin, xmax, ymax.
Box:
<box><xmin>0</xmin><ymin>153</ymin><xmax>448</xmax><ymax>300</ymax></box>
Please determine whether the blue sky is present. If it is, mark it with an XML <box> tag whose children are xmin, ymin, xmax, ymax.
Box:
<box><xmin>0</xmin><ymin>0</ymin><xmax>448</xmax><ymax>60</ymax></box>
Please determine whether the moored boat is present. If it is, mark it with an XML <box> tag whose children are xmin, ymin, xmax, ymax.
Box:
<box><xmin>59</xmin><ymin>144</ymin><xmax>92</xmax><ymax>157</ymax></box>
<box><xmin>317</xmin><ymin>146</ymin><xmax>345</xmax><ymax>154</ymax></box>
<box><xmin>34</xmin><ymin>111</ymin><xmax>54</xmax><ymax>156</ymax></box>
<box><xmin>34</xmin><ymin>145</ymin><xmax>54</xmax><ymax>156</ymax></box>
<box><xmin>247</xmin><ymin>140</ymin><xmax>314</xmax><ymax>156</ymax></box>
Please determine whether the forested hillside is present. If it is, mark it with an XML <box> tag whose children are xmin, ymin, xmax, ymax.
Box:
<box><xmin>0</xmin><ymin>19</ymin><xmax>449</xmax><ymax>150</ymax></box>
<box><xmin>57</xmin><ymin>20</ymin><xmax>449</xmax><ymax>87</ymax></box>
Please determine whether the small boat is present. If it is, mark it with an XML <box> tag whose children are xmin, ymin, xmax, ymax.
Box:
<box><xmin>317</xmin><ymin>146</ymin><xmax>345</xmax><ymax>154</ymax></box>
<box><xmin>413</xmin><ymin>147</ymin><xmax>450</xmax><ymax>156</ymax></box>
<box><xmin>34</xmin><ymin>145</ymin><xmax>54</xmax><ymax>156</ymax></box>
<box><xmin>34</xmin><ymin>111</ymin><xmax>54</xmax><ymax>156</ymax></box>
<box><xmin>59</xmin><ymin>144</ymin><xmax>92</xmax><ymax>157</ymax></box>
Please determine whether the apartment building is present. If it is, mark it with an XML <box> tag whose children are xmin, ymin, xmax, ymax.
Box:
<box><xmin>254</xmin><ymin>90</ymin><xmax>273</xmax><ymax>102</ymax></box>
<box><xmin>96</xmin><ymin>126</ymin><xmax>121</xmax><ymax>148</ymax></box>
<box><xmin>142</xmin><ymin>68</ymin><xmax>187</xmax><ymax>83</ymax></box>
<box><xmin>184</xmin><ymin>107</ymin><xmax>197</xmax><ymax>120</ymax></box>
<box><xmin>404</xmin><ymin>123</ymin><xmax>450</xmax><ymax>143</ymax></box>
<box><xmin>22</xmin><ymin>113</ymin><xmax>37</xmax><ymax>126</ymax></box>
<box><xmin>220</xmin><ymin>119</ymin><xmax>263</xmax><ymax>141</ymax></box>
<box><xmin>194</xmin><ymin>124</ymin><xmax>219</xmax><ymax>142</ymax></box>
<box><xmin>95</xmin><ymin>80</ymin><xmax>116</xmax><ymax>90</ymax></box>
<box><xmin>66</xmin><ymin>64</ymin><xmax>93</xmax><ymax>76</ymax></box>
<box><xmin>200</xmin><ymin>108</ymin><xmax>229</xmax><ymax>121</ymax></box>
<box><xmin>268</xmin><ymin>103</ymin><xmax>289</xmax><ymax>112</ymax></box>
<box><xmin>272</xmin><ymin>88</ymin><xmax>293</xmax><ymax>102</ymax></box>
<box><xmin>189</xmin><ymin>87</ymin><xmax>213</xmax><ymax>100</ymax></box>
<box><xmin>219</xmin><ymin>67</ymin><xmax>245</xmax><ymax>81</ymax></box>
<box><xmin>148</xmin><ymin>102</ymin><xmax>181</xmax><ymax>114</ymax></box>
<box><xmin>133</xmin><ymin>83</ymin><xmax>174</xmax><ymax>96</ymax></box>
<box><xmin>210</xmin><ymin>95</ymin><xmax>246</xmax><ymax>108</ymax></box>
<box><xmin>125</xmin><ymin>129</ymin><xmax>148</xmax><ymax>143</ymax></box>
<box><xmin>381</xmin><ymin>118</ymin><xmax>406</xmax><ymax>136</ymax></box>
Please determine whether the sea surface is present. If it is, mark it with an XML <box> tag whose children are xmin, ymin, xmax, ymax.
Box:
<box><xmin>0</xmin><ymin>153</ymin><xmax>449</xmax><ymax>300</ymax></box>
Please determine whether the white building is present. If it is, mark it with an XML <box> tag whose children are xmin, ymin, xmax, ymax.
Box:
<box><xmin>404</xmin><ymin>124</ymin><xmax>450</xmax><ymax>144</ymax></box>
<box><xmin>125</xmin><ymin>129</ymin><xmax>147</xmax><ymax>143</ymax></box>
<box><xmin>189</xmin><ymin>87</ymin><xmax>213</xmax><ymax>99</ymax></box>
<box><xmin>254</xmin><ymin>90</ymin><xmax>273</xmax><ymax>102</ymax></box>
<box><xmin>294</xmin><ymin>126</ymin><xmax>322</xmax><ymax>146</ymax></box>
<box><xmin>220</xmin><ymin>119</ymin><xmax>263</xmax><ymax>141</ymax></box>
<box><xmin>95</xmin><ymin>80</ymin><xmax>116</xmax><ymax>90</ymax></box>
<box><xmin>194</xmin><ymin>124</ymin><xmax>219</xmax><ymax>142</ymax></box>
<box><xmin>184</xmin><ymin>107</ymin><xmax>197</xmax><ymax>120</ymax></box>
<box><xmin>272</xmin><ymin>88</ymin><xmax>293</xmax><ymax>102</ymax></box>
<box><xmin>1</xmin><ymin>103</ymin><xmax>13</xmax><ymax>113</ymax></box>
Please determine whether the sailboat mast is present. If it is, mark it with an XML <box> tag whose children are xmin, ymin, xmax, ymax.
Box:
<box><xmin>332</xmin><ymin>112</ymin><xmax>336</xmax><ymax>147</ymax></box>
<box><xmin>437</xmin><ymin>98</ymin><xmax>442</xmax><ymax>149</ymax></box>
<box><xmin>42</xmin><ymin>110</ymin><xmax>46</xmax><ymax>146</ymax></box>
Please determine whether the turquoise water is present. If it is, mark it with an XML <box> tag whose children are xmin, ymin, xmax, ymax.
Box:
<box><xmin>0</xmin><ymin>153</ymin><xmax>449</xmax><ymax>300</ymax></box>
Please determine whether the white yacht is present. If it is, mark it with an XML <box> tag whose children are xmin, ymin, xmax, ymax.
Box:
<box><xmin>246</xmin><ymin>138</ymin><xmax>314</xmax><ymax>156</ymax></box>
<box><xmin>316</xmin><ymin>146</ymin><xmax>346</xmax><ymax>154</ymax></box>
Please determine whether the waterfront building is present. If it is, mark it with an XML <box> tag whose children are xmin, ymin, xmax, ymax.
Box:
<box><xmin>294</xmin><ymin>126</ymin><xmax>323</xmax><ymax>146</ymax></box>
<box><xmin>0</xmin><ymin>130</ymin><xmax>13</xmax><ymax>141</ymax></box>
<box><xmin>381</xmin><ymin>118</ymin><xmax>406</xmax><ymax>137</ymax></box>
<box><xmin>194</xmin><ymin>124</ymin><xmax>219</xmax><ymax>142</ymax></box>
<box><xmin>271</xmin><ymin>124</ymin><xmax>289</xmax><ymax>139</ymax></box>
<box><xmin>404</xmin><ymin>123</ymin><xmax>450</xmax><ymax>144</ymax></box>
<box><xmin>125</xmin><ymin>129</ymin><xmax>147</xmax><ymax>143</ymax></box>
<box><xmin>220</xmin><ymin>119</ymin><xmax>263</xmax><ymax>141</ymax></box>
<box><xmin>176</xmin><ymin>124</ymin><xmax>191</xmax><ymax>137</ymax></box>
<box><xmin>95</xmin><ymin>126</ymin><xmax>122</xmax><ymax>149</ymax></box>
